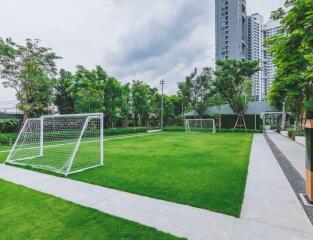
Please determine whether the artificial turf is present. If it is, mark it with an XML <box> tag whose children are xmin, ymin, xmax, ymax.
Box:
<box><xmin>0</xmin><ymin>145</ymin><xmax>9</xmax><ymax>163</ymax></box>
<box><xmin>71</xmin><ymin>132</ymin><xmax>253</xmax><ymax>217</ymax></box>
<box><xmin>0</xmin><ymin>132</ymin><xmax>253</xmax><ymax>217</ymax></box>
<box><xmin>0</xmin><ymin>179</ymin><xmax>182</xmax><ymax>240</ymax></box>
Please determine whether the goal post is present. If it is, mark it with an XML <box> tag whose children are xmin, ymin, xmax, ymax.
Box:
<box><xmin>6</xmin><ymin>113</ymin><xmax>104</xmax><ymax>176</ymax></box>
<box><xmin>185</xmin><ymin>119</ymin><xmax>216</xmax><ymax>133</ymax></box>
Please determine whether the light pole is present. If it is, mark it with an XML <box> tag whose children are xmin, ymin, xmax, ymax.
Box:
<box><xmin>160</xmin><ymin>79</ymin><xmax>165</xmax><ymax>130</ymax></box>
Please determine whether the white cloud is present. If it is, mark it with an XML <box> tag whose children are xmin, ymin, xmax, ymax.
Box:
<box><xmin>0</xmin><ymin>0</ymin><xmax>285</xmax><ymax>107</ymax></box>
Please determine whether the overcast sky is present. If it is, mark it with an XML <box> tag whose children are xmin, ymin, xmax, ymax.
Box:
<box><xmin>0</xmin><ymin>0</ymin><xmax>284</xmax><ymax>109</ymax></box>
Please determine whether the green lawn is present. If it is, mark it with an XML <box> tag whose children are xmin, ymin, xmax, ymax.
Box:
<box><xmin>1</xmin><ymin>132</ymin><xmax>253</xmax><ymax>217</ymax></box>
<box><xmin>0</xmin><ymin>179</ymin><xmax>182</xmax><ymax>240</ymax></box>
<box><xmin>0</xmin><ymin>145</ymin><xmax>10</xmax><ymax>163</ymax></box>
<box><xmin>72</xmin><ymin>132</ymin><xmax>253</xmax><ymax>217</ymax></box>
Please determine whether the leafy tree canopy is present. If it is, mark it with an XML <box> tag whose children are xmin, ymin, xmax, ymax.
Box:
<box><xmin>266</xmin><ymin>0</ymin><xmax>313</xmax><ymax>117</ymax></box>
<box><xmin>0</xmin><ymin>38</ymin><xmax>61</xmax><ymax>119</ymax></box>
<box><xmin>214</xmin><ymin>60</ymin><xmax>260</xmax><ymax>115</ymax></box>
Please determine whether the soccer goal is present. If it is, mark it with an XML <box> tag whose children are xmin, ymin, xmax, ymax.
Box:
<box><xmin>185</xmin><ymin>119</ymin><xmax>216</xmax><ymax>133</ymax></box>
<box><xmin>6</xmin><ymin>113</ymin><xmax>104</xmax><ymax>176</ymax></box>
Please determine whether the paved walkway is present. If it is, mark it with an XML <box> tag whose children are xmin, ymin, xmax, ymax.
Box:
<box><xmin>239</xmin><ymin>134</ymin><xmax>313</xmax><ymax>239</ymax></box>
<box><xmin>266</xmin><ymin>132</ymin><xmax>305</xmax><ymax>178</ymax></box>
<box><xmin>0</xmin><ymin>134</ymin><xmax>312</xmax><ymax>239</ymax></box>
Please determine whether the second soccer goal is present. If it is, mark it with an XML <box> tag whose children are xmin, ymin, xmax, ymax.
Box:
<box><xmin>185</xmin><ymin>119</ymin><xmax>216</xmax><ymax>133</ymax></box>
<box><xmin>6</xmin><ymin>113</ymin><xmax>104</xmax><ymax>176</ymax></box>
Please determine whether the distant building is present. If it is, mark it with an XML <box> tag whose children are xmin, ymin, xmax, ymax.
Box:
<box><xmin>247</xmin><ymin>13</ymin><xmax>264</xmax><ymax>101</ymax></box>
<box><xmin>215</xmin><ymin>0</ymin><xmax>247</xmax><ymax>60</ymax></box>
<box><xmin>215</xmin><ymin>1</ymin><xmax>281</xmax><ymax>102</ymax></box>
<box><xmin>262</xmin><ymin>19</ymin><xmax>281</xmax><ymax>98</ymax></box>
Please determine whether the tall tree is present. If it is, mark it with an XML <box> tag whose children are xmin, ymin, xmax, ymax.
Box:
<box><xmin>266</xmin><ymin>0</ymin><xmax>313</xmax><ymax>120</ymax></box>
<box><xmin>178</xmin><ymin>67</ymin><xmax>215</xmax><ymax>118</ymax></box>
<box><xmin>214</xmin><ymin>60</ymin><xmax>259</xmax><ymax>128</ymax></box>
<box><xmin>178</xmin><ymin>68</ymin><xmax>197</xmax><ymax>115</ymax></box>
<box><xmin>103</xmin><ymin>76</ymin><xmax>123</xmax><ymax>128</ymax></box>
<box><xmin>190</xmin><ymin>67</ymin><xmax>215</xmax><ymax>118</ymax></box>
<box><xmin>120</xmin><ymin>83</ymin><xmax>133</xmax><ymax>127</ymax></box>
<box><xmin>55</xmin><ymin>69</ymin><xmax>75</xmax><ymax>114</ymax></box>
<box><xmin>0</xmin><ymin>38</ymin><xmax>60</xmax><ymax>119</ymax></box>
<box><xmin>131</xmin><ymin>80</ymin><xmax>151</xmax><ymax>126</ymax></box>
<box><xmin>69</xmin><ymin>65</ymin><xmax>107</xmax><ymax>113</ymax></box>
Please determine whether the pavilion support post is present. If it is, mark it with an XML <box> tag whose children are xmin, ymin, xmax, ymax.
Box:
<box><xmin>305</xmin><ymin>119</ymin><xmax>313</xmax><ymax>203</ymax></box>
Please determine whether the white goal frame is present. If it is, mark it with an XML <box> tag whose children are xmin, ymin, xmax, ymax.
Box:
<box><xmin>185</xmin><ymin>119</ymin><xmax>216</xmax><ymax>133</ymax></box>
<box><xmin>6</xmin><ymin>113</ymin><xmax>104</xmax><ymax>176</ymax></box>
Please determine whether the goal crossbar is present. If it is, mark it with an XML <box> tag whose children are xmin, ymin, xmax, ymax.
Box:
<box><xmin>185</xmin><ymin>119</ymin><xmax>216</xmax><ymax>133</ymax></box>
<box><xmin>6</xmin><ymin>113</ymin><xmax>104</xmax><ymax>176</ymax></box>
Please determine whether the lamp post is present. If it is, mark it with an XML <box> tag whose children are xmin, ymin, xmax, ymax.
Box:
<box><xmin>160</xmin><ymin>79</ymin><xmax>165</xmax><ymax>130</ymax></box>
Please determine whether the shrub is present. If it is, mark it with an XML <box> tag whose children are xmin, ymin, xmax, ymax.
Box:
<box><xmin>164</xmin><ymin>126</ymin><xmax>185</xmax><ymax>132</ymax></box>
<box><xmin>270</xmin><ymin>124</ymin><xmax>281</xmax><ymax>133</ymax></box>
<box><xmin>163</xmin><ymin>126</ymin><xmax>262</xmax><ymax>133</ymax></box>
<box><xmin>218</xmin><ymin>129</ymin><xmax>263</xmax><ymax>133</ymax></box>
<box><xmin>0</xmin><ymin>133</ymin><xmax>18</xmax><ymax>145</ymax></box>
<box><xmin>288</xmin><ymin>129</ymin><xmax>304</xmax><ymax>138</ymax></box>
<box><xmin>0</xmin><ymin>119</ymin><xmax>21</xmax><ymax>133</ymax></box>
<box><xmin>104</xmin><ymin>127</ymin><xmax>147</xmax><ymax>136</ymax></box>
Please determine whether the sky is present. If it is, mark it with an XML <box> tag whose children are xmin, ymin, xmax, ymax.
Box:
<box><xmin>0</xmin><ymin>0</ymin><xmax>285</xmax><ymax>109</ymax></box>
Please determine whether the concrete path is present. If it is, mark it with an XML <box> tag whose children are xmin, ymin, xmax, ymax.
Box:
<box><xmin>0</xmin><ymin>164</ymin><xmax>236</xmax><ymax>240</ymax></box>
<box><xmin>0</xmin><ymin>134</ymin><xmax>313</xmax><ymax>239</ymax></box>
<box><xmin>237</xmin><ymin>134</ymin><xmax>313</xmax><ymax>239</ymax></box>
<box><xmin>266</xmin><ymin>132</ymin><xmax>305</xmax><ymax>178</ymax></box>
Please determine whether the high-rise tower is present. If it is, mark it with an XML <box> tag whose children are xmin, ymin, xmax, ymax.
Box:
<box><xmin>215</xmin><ymin>1</ymin><xmax>280</xmax><ymax>101</ymax></box>
<box><xmin>263</xmin><ymin>19</ymin><xmax>281</xmax><ymax>98</ymax></box>
<box><xmin>248</xmin><ymin>13</ymin><xmax>264</xmax><ymax>101</ymax></box>
<box><xmin>215</xmin><ymin>0</ymin><xmax>247</xmax><ymax>60</ymax></box>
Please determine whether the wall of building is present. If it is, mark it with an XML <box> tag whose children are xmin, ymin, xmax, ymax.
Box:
<box><xmin>262</xmin><ymin>19</ymin><xmax>281</xmax><ymax>98</ymax></box>
<box><xmin>215</xmin><ymin>0</ymin><xmax>247</xmax><ymax>60</ymax></box>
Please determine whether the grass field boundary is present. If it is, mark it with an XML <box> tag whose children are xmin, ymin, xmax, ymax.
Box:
<box><xmin>0</xmin><ymin>132</ymin><xmax>165</xmax><ymax>154</ymax></box>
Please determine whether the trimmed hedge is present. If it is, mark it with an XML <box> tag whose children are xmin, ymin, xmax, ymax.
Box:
<box><xmin>0</xmin><ymin>133</ymin><xmax>18</xmax><ymax>145</ymax></box>
<box><xmin>163</xmin><ymin>125</ymin><xmax>262</xmax><ymax>133</ymax></box>
<box><xmin>104</xmin><ymin>127</ymin><xmax>147</xmax><ymax>136</ymax></box>
<box><xmin>218</xmin><ymin>129</ymin><xmax>262</xmax><ymax>133</ymax></box>
<box><xmin>163</xmin><ymin>126</ymin><xmax>185</xmax><ymax>132</ymax></box>
<box><xmin>288</xmin><ymin>129</ymin><xmax>304</xmax><ymax>138</ymax></box>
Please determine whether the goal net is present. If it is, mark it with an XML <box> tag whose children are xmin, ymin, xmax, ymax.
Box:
<box><xmin>6</xmin><ymin>113</ymin><xmax>104</xmax><ymax>176</ymax></box>
<box><xmin>185</xmin><ymin>119</ymin><xmax>216</xmax><ymax>133</ymax></box>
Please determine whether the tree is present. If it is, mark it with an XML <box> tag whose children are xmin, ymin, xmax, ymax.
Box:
<box><xmin>0</xmin><ymin>38</ymin><xmax>60</xmax><ymax>119</ymax></box>
<box><xmin>120</xmin><ymin>83</ymin><xmax>133</xmax><ymax>127</ymax></box>
<box><xmin>131</xmin><ymin>80</ymin><xmax>151</xmax><ymax>126</ymax></box>
<box><xmin>178</xmin><ymin>68</ymin><xmax>197</xmax><ymax>115</ymax></box>
<box><xmin>178</xmin><ymin>67</ymin><xmax>215</xmax><ymax>118</ymax></box>
<box><xmin>266</xmin><ymin>0</ymin><xmax>313</xmax><ymax>122</ymax></box>
<box><xmin>69</xmin><ymin>65</ymin><xmax>107</xmax><ymax>113</ymax></box>
<box><xmin>103</xmin><ymin>76</ymin><xmax>123</xmax><ymax>128</ymax></box>
<box><xmin>190</xmin><ymin>67</ymin><xmax>215</xmax><ymax>117</ymax></box>
<box><xmin>214</xmin><ymin>59</ymin><xmax>260</xmax><ymax>129</ymax></box>
<box><xmin>55</xmin><ymin>69</ymin><xmax>75</xmax><ymax>114</ymax></box>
